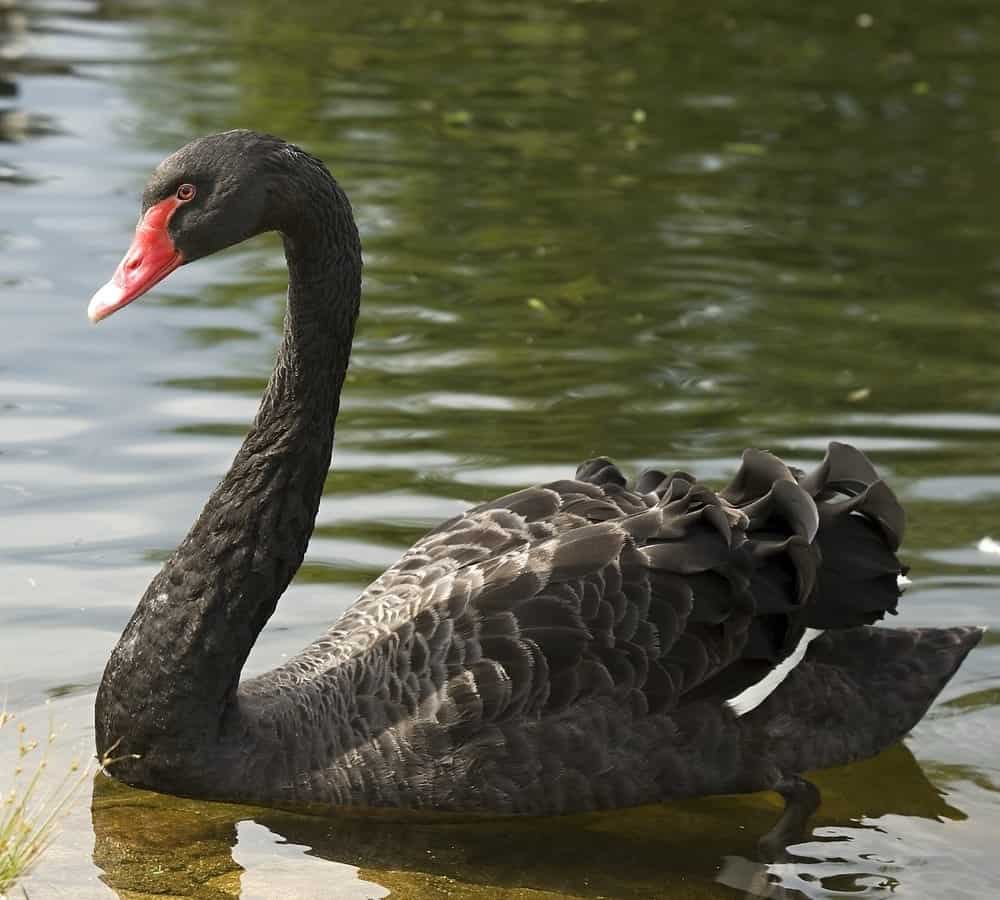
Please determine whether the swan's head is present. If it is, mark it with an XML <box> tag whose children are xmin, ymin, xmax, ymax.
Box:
<box><xmin>88</xmin><ymin>130</ymin><xmax>300</xmax><ymax>323</ymax></box>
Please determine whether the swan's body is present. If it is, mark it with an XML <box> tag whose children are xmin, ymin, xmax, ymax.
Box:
<box><xmin>92</xmin><ymin>131</ymin><xmax>981</xmax><ymax>833</ymax></box>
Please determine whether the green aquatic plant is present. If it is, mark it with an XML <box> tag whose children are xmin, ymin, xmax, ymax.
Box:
<box><xmin>0</xmin><ymin>700</ymin><xmax>90</xmax><ymax>896</ymax></box>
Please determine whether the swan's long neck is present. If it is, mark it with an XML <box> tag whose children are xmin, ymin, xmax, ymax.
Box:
<box><xmin>96</xmin><ymin>171</ymin><xmax>361</xmax><ymax>782</ymax></box>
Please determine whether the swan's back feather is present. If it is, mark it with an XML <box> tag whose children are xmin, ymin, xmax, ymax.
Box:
<box><xmin>258</xmin><ymin>442</ymin><xmax>905</xmax><ymax>738</ymax></box>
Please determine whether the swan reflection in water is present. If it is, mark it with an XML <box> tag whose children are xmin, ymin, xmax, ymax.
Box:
<box><xmin>90</xmin><ymin>742</ymin><xmax>966</xmax><ymax>900</ymax></box>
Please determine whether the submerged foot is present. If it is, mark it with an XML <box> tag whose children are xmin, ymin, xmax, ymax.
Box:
<box><xmin>757</xmin><ymin>775</ymin><xmax>821</xmax><ymax>862</ymax></box>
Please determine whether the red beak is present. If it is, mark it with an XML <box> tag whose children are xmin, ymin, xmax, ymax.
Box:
<box><xmin>88</xmin><ymin>197</ymin><xmax>185</xmax><ymax>323</ymax></box>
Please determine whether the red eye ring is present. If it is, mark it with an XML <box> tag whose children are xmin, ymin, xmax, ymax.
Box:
<box><xmin>176</xmin><ymin>183</ymin><xmax>196</xmax><ymax>202</ymax></box>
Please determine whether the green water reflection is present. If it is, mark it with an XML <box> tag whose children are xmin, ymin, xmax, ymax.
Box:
<box><xmin>128</xmin><ymin>0</ymin><xmax>1000</xmax><ymax>471</ymax></box>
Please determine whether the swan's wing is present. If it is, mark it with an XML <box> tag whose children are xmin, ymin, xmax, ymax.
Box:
<box><xmin>316</xmin><ymin>442</ymin><xmax>903</xmax><ymax>731</ymax></box>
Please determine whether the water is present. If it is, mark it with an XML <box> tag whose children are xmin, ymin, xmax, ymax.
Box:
<box><xmin>1</xmin><ymin>0</ymin><xmax>998</xmax><ymax>896</ymax></box>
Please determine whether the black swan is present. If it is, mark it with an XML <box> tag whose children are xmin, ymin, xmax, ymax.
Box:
<box><xmin>89</xmin><ymin>130</ymin><xmax>982</xmax><ymax>851</ymax></box>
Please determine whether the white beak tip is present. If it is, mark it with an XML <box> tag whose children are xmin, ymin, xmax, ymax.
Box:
<box><xmin>87</xmin><ymin>281</ymin><xmax>122</xmax><ymax>323</ymax></box>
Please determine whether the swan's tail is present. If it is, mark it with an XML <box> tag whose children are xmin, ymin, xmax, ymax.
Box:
<box><xmin>753</xmin><ymin>624</ymin><xmax>985</xmax><ymax>773</ymax></box>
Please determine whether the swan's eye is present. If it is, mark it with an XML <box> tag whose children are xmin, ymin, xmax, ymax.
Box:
<box><xmin>176</xmin><ymin>183</ymin><xmax>196</xmax><ymax>202</ymax></box>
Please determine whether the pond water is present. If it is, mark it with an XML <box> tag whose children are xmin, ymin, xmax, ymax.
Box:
<box><xmin>2</xmin><ymin>0</ymin><xmax>999</xmax><ymax>897</ymax></box>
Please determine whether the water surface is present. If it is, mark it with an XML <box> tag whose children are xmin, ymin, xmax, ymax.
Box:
<box><xmin>1</xmin><ymin>1</ymin><xmax>999</xmax><ymax>896</ymax></box>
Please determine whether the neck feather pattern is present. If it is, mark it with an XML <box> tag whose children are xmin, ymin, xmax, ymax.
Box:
<box><xmin>96</xmin><ymin>160</ymin><xmax>361</xmax><ymax>791</ymax></box>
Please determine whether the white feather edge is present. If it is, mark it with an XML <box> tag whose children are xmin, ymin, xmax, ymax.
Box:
<box><xmin>725</xmin><ymin>627</ymin><xmax>825</xmax><ymax>717</ymax></box>
<box><xmin>726</xmin><ymin>572</ymin><xmax>912</xmax><ymax>717</ymax></box>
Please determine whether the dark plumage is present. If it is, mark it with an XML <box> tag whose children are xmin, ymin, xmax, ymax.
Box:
<box><xmin>93</xmin><ymin>131</ymin><xmax>981</xmax><ymax>848</ymax></box>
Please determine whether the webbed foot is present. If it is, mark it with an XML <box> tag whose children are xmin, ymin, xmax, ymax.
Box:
<box><xmin>757</xmin><ymin>775</ymin><xmax>820</xmax><ymax>862</ymax></box>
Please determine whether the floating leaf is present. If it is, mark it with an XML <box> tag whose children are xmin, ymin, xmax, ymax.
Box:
<box><xmin>724</xmin><ymin>142</ymin><xmax>767</xmax><ymax>156</ymax></box>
